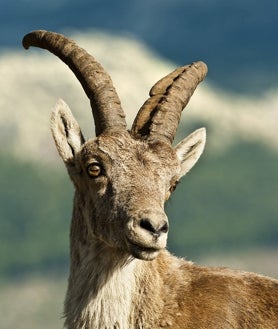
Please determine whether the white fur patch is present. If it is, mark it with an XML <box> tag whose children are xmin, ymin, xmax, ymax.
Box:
<box><xmin>80</xmin><ymin>260</ymin><xmax>138</xmax><ymax>329</ymax></box>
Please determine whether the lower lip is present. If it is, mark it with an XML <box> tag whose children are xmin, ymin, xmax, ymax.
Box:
<box><xmin>127</xmin><ymin>239</ymin><xmax>161</xmax><ymax>260</ymax></box>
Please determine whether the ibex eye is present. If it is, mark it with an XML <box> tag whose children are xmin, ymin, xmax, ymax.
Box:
<box><xmin>87</xmin><ymin>163</ymin><xmax>102</xmax><ymax>178</ymax></box>
<box><xmin>169</xmin><ymin>181</ymin><xmax>179</xmax><ymax>193</ymax></box>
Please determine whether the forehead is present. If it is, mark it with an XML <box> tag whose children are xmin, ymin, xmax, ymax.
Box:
<box><xmin>81</xmin><ymin>132</ymin><xmax>179</xmax><ymax>169</ymax></box>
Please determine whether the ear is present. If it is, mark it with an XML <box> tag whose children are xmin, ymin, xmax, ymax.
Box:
<box><xmin>50</xmin><ymin>99</ymin><xmax>85</xmax><ymax>163</ymax></box>
<box><xmin>175</xmin><ymin>128</ymin><xmax>206</xmax><ymax>177</ymax></box>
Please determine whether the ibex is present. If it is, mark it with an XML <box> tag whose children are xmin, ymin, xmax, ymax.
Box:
<box><xmin>22</xmin><ymin>30</ymin><xmax>278</xmax><ymax>329</ymax></box>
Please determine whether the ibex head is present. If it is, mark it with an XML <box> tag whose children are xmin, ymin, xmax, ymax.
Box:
<box><xmin>23</xmin><ymin>30</ymin><xmax>207</xmax><ymax>261</ymax></box>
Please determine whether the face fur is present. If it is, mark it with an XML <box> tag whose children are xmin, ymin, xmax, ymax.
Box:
<box><xmin>73</xmin><ymin>131</ymin><xmax>181</xmax><ymax>260</ymax></box>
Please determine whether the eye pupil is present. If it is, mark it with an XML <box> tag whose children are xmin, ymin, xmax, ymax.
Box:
<box><xmin>87</xmin><ymin>164</ymin><xmax>101</xmax><ymax>177</ymax></box>
<box><xmin>170</xmin><ymin>186</ymin><xmax>176</xmax><ymax>193</ymax></box>
<box><xmin>169</xmin><ymin>181</ymin><xmax>179</xmax><ymax>193</ymax></box>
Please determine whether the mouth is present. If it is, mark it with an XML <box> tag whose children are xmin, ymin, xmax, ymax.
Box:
<box><xmin>127</xmin><ymin>239</ymin><xmax>162</xmax><ymax>261</ymax></box>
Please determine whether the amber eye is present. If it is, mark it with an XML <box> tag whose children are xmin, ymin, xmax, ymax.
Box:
<box><xmin>87</xmin><ymin>163</ymin><xmax>102</xmax><ymax>178</ymax></box>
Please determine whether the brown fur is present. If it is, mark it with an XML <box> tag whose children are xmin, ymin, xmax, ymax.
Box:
<box><xmin>52</xmin><ymin>125</ymin><xmax>277</xmax><ymax>329</ymax></box>
<box><xmin>22</xmin><ymin>30</ymin><xmax>278</xmax><ymax>328</ymax></box>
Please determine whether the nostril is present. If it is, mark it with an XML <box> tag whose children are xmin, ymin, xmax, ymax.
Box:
<box><xmin>139</xmin><ymin>218</ymin><xmax>169</xmax><ymax>236</ymax></box>
<box><xmin>140</xmin><ymin>218</ymin><xmax>156</xmax><ymax>234</ymax></box>
<box><xmin>160</xmin><ymin>222</ymin><xmax>169</xmax><ymax>234</ymax></box>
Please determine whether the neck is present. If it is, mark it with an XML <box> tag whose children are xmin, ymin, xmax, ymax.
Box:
<box><xmin>65</xmin><ymin>239</ymin><xmax>138</xmax><ymax>329</ymax></box>
<box><xmin>64</xmin><ymin>197</ymin><xmax>168</xmax><ymax>329</ymax></box>
<box><xmin>63</xmin><ymin>195</ymin><xmax>139</xmax><ymax>329</ymax></box>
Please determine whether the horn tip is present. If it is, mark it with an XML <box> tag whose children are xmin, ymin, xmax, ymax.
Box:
<box><xmin>22</xmin><ymin>30</ymin><xmax>47</xmax><ymax>50</ymax></box>
<box><xmin>192</xmin><ymin>61</ymin><xmax>208</xmax><ymax>77</ymax></box>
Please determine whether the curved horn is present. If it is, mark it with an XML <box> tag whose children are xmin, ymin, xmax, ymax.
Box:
<box><xmin>131</xmin><ymin>61</ymin><xmax>207</xmax><ymax>144</ymax></box>
<box><xmin>22</xmin><ymin>30</ymin><xmax>126</xmax><ymax>136</ymax></box>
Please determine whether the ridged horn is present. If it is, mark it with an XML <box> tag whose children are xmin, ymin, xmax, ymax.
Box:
<box><xmin>131</xmin><ymin>61</ymin><xmax>208</xmax><ymax>144</ymax></box>
<box><xmin>22</xmin><ymin>30</ymin><xmax>127</xmax><ymax>136</ymax></box>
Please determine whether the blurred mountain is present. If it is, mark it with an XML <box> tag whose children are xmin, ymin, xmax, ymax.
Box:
<box><xmin>0</xmin><ymin>31</ymin><xmax>277</xmax><ymax>279</ymax></box>
<box><xmin>0</xmin><ymin>0</ymin><xmax>278</xmax><ymax>93</ymax></box>
<box><xmin>0</xmin><ymin>31</ymin><xmax>278</xmax><ymax>162</ymax></box>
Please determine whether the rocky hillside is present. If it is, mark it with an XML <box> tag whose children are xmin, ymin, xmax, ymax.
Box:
<box><xmin>1</xmin><ymin>31</ymin><xmax>278</xmax><ymax>163</ymax></box>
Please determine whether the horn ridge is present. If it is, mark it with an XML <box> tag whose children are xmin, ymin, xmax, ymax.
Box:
<box><xmin>22</xmin><ymin>30</ymin><xmax>127</xmax><ymax>136</ymax></box>
<box><xmin>131</xmin><ymin>61</ymin><xmax>207</xmax><ymax>144</ymax></box>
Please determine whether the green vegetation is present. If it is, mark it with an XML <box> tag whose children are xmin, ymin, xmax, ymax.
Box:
<box><xmin>0</xmin><ymin>141</ymin><xmax>277</xmax><ymax>280</ymax></box>
<box><xmin>0</xmin><ymin>157</ymin><xmax>72</xmax><ymax>278</ymax></box>
<box><xmin>167</xmin><ymin>141</ymin><xmax>278</xmax><ymax>258</ymax></box>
